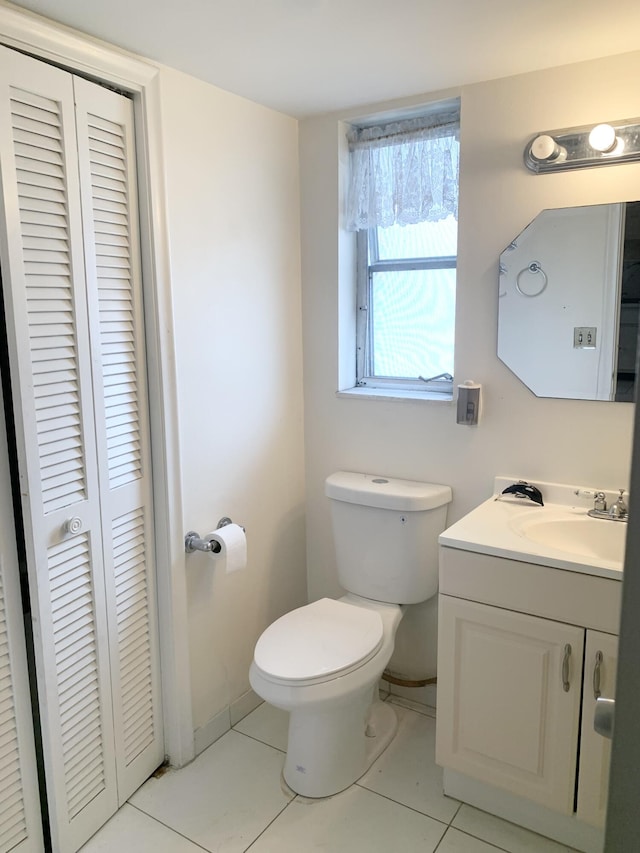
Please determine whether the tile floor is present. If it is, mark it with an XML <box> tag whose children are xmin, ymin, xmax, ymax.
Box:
<box><xmin>81</xmin><ymin>696</ymin><xmax>579</xmax><ymax>852</ymax></box>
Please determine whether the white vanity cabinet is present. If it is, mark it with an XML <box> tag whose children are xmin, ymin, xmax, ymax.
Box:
<box><xmin>436</xmin><ymin>543</ymin><xmax>621</xmax><ymax>851</ymax></box>
<box><xmin>437</xmin><ymin>596</ymin><xmax>584</xmax><ymax>814</ymax></box>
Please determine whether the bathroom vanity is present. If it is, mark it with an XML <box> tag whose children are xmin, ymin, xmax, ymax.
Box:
<box><xmin>436</xmin><ymin>479</ymin><xmax>624</xmax><ymax>853</ymax></box>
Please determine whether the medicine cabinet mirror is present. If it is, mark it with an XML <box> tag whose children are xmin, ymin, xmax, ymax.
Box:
<box><xmin>498</xmin><ymin>201</ymin><xmax>640</xmax><ymax>401</ymax></box>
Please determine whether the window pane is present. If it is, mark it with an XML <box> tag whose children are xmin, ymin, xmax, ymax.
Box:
<box><xmin>375</xmin><ymin>216</ymin><xmax>457</xmax><ymax>261</ymax></box>
<box><xmin>371</xmin><ymin>268</ymin><xmax>455</xmax><ymax>378</ymax></box>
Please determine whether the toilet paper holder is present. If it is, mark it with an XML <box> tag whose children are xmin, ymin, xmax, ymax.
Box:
<box><xmin>185</xmin><ymin>517</ymin><xmax>241</xmax><ymax>554</ymax></box>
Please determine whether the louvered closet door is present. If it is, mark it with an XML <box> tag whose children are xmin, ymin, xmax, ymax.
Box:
<box><xmin>0</xmin><ymin>49</ymin><xmax>117</xmax><ymax>853</ymax></box>
<box><xmin>74</xmin><ymin>77</ymin><xmax>163</xmax><ymax>802</ymax></box>
<box><xmin>0</xmin><ymin>370</ymin><xmax>43</xmax><ymax>853</ymax></box>
<box><xmin>0</xmin><ymin>47</ymin><xmax>163</xmax><ymax>850</ymax></box>
<box><xmin>0</xmin><ymin>47</ymin><xmax>118</xmax><ymax>851</ymax></box>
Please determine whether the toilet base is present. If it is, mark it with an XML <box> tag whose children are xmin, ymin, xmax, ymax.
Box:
<box><xmin>283</xmin><ymin>694</ymin><xmax>398</xmax><ymax>798</ymax></box>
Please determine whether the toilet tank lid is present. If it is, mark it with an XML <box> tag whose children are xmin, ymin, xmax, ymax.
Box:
<box><xmin>325</xmin><ymin>471</ymin><xmax>452</xmax><ymax>512</ymax></box>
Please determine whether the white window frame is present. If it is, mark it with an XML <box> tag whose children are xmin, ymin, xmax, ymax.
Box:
<box><xmin>355</xmin><ymin>225</ymin><xmax>457</xmax><ymax>396</ymax></box>
<box><xmin>347</xmin><ymin>104</ymin><xmax>460</xmax><ymax>400</ymax></box>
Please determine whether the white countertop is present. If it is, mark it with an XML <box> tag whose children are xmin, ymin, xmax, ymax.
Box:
<box><xmin>439</xmin><ymin>478</ymin><xmax>625</xmax><ymax>581</ymax></box>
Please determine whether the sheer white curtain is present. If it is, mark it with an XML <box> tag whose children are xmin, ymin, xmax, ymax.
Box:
<box><xmin>345</xmin><ymin>112</ymin><xmax>460</xmax><ymax>232</ymax></box>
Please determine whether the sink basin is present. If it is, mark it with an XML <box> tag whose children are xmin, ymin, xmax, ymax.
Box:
<box><xmin>439</xmin><ymin>478</ymin><xmax>628</xmax><ymax>580</ymax></box>
<box><xmin>510</xmin><ymin>512</ymin><xmax>627</xmax><ymax>565</ymax></box>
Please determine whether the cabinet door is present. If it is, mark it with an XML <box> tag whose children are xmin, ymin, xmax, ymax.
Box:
<box><xmin>436</xmin><ymin>595</ymin><xmax>584</xmax><ymax>814</ymax></box>
<box><xmin>576</xmin><ymin>630</ymin><xmax>618</xmax><ymax>828</ymax></box>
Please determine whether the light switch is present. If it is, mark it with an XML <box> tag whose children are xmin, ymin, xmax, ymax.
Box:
<box><xmin>573</xmin><ymin>326</ymin><xmax>597</xmax><ymax>349</ymax></box>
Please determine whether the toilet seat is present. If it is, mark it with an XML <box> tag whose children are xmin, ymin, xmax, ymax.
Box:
<box><xmin>253</xmin><ymin>598</ymin><xmax>384</xmax><ymax>686</ymax></box>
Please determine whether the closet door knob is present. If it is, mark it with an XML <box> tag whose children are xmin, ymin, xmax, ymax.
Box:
<box><xmin>594</xmin><ymin>698</ymin><xmax>615</xmax><ymax>740</ymax></box>
<box><xmin>63</xmin><ymin>516</ymin><xmax>83</xmax><ymax>535</ymax></box>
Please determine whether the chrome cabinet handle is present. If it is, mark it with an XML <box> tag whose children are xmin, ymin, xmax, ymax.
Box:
<box><xmin>593</xmin><ymin>650</ymin><xmax>603</xmax><ymax>699</ymax></box>
<box><xmin>562</xmin><ymin>644</ymin><xmax>572</xmax><ymax>692</ymax></box>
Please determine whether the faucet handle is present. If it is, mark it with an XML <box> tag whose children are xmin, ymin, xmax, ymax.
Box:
<box><xmin>594</xmin><ymin>491</ymin><xmax>607</xmax><ymax>512</ymax></box>
<box><xmin>609</xmin><ymin>489</ymin><xmax>628</xmax><ymax>519</ymax></box>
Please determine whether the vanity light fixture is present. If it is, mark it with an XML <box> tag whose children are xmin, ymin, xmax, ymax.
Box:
<box><xmin>524</xmin><ymin>118</ymin><xmax>640</xmax><ymax>173</ymax></box>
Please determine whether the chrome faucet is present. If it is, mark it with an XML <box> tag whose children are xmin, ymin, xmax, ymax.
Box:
<box><xmin>588</xmin><ymin>489</ymin><xmax>628</xmax><ymax>522</ymax></box>
<box><xmin>609</xmin><ymin>489</ymin><xmax>628</xmax><ymax>520</ymax></box>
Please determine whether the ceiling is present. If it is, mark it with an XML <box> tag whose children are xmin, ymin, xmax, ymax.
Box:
<box><xmin>7</xmin><ymin>0</ymin><xmax>640</xmax><ymax>117</ymax></box>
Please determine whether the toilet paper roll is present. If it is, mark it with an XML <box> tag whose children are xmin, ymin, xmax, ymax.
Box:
<box><xmin>205</xmin><ymin>523</ymin><xmax>247</xmax><ymax>573</ymax></box>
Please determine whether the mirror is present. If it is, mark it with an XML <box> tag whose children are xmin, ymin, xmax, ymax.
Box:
<box><xmin>498</xmin><ymin>202</ymin><xmax>640</xmax><ymax>401</ymax></box>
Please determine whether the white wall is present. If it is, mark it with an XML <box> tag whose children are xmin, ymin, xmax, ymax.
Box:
<box><xmin>158</xmin><ymin>68</ymin><xmax>307</xmax><ymax>739</ymax></box>
<box><xmin>299</xmin><ymin>52</ymin><xmax>639</xmax><ymax>683</ymax></box>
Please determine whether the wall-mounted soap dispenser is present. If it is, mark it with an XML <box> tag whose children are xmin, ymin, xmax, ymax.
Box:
<box><xmin>456</xmin><ymin>380</ymin><xmax>481</xmax><ymax>426</ymax></box>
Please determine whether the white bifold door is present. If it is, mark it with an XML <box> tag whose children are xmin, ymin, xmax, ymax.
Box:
<box><xmin>0</xmin><ymin>46</ymin><xmax>163</xmax><ymax>852</ymax></box>
<box><xmin>0</xmin><ymin>367</ymin><xmax>43</xmax><ymax>853</ymax></box>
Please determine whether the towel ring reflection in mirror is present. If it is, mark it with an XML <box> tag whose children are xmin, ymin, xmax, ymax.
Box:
<box><xmin>516</xmin><ymin>262</ymin><xmax>548</xmax><ymax>297</ymax></box>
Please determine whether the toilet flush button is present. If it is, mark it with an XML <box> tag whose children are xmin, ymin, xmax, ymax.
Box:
<box><xmin>372</xmin><ymin>478</ymin><xmax>389</xmax><ymax>484</ymax></box>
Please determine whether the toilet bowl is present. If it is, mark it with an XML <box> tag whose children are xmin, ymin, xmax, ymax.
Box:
<box><xmin>249</xmin><ymin>594</ymin><xmax>403</xmax><ymax>798</ymax></box>
<box><xmin>250</xmin><ymin>471</ymin><xmax>452</xmax><ymax>798</ymax></box>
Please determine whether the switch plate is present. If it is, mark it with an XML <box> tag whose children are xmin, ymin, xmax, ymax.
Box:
<box><xmin>574</xmin><ymin>326</ymin><xmax>597</xmax><ymax>348</ymax></box>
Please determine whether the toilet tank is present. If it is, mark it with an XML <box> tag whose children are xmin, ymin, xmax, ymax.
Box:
<box><xmin>325</xmin><ymin>472</ymin><xmax>452</xmax><ymax>605</ymax></box>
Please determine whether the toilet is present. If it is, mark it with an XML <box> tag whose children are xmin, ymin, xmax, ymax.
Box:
<box><xmin>249</xmin><ymin>471</ymin><xmax>452</xmax><ymax>798</ymax></box>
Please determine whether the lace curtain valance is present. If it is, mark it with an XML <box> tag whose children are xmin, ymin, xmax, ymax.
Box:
<box><xmin>345</xmin><ymin>111</ymin><xmax>460</xmax><ymax>232</ymax></box>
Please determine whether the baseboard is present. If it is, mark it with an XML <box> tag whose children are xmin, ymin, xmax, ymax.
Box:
<box><xmin>193</xmin><ymin>707</ymin><xmax>231</xmax><ymax>756</ymax></box>
<box><xmin>193</xmin><ymin>690</ymin><xmax>264</xmax><ymax>756</ymax></box>
<box><xmin>230</xmin><ymin>688</ymin><xmax>262</xmax><ymax>726</ymax></box>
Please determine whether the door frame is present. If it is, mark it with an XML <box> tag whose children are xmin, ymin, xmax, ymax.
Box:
<box><xmin>605</xmin><ymin>359</ymin><xmax>640</xmax><ymax>845</ymax></box>
<box><xmin>0</xmin><ymin>3</ymin><xmax>194</xmax><ymax>767</ymax></box>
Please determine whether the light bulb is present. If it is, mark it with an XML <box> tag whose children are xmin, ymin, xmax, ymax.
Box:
<box><xmin>588</xmin><ymin>123</ymin><xmax>617</xmax><ymax>153</ymax></box>
<box><xmin>530</xmin><ymin>134</ymin><xmax>561</xmax><ymax>161</ymax></box>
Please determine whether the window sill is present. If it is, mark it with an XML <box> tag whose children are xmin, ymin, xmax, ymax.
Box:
<box><xmin>336</xmin><ymin>386</ymin><xmax>453</xmax><ymax>403</ymax></box>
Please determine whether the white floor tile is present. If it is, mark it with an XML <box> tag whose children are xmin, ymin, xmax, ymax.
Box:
<box><xmin>233</xmin><ymin>700</ymin><xmax>289</xmax><ymax>752</ymax></box>
<box><xmin>247</xmin><ymin>785</ymin><xmax>447</xmax><ymax>853</ymax></box>
<box><xmin>437</xmin><ymin>827</ymin><xmax>505</xmax><ymax>852</ymax></box>
<box><xmin>130</xmin><ymin>730</ymin><xmax>293</xmax><ymax>852</ymax></box>
<box><xmin>98</xmin><ymin>703</ymin><xmax>587</xmax><ymax>853</ymax></box>
<box><xmin>452</xmin><ymin>806</ymin><xmax>580</xmax><ymax>852</ymax></box>
<box><xmin>358</xmin><ymin>705</ymin><xmax>460</xmax><ymax>823</ymax></box>
<box><xmin>79</xmin><ymin>803</ymin><xmax>203</xmax><ymax>852</ymax></box>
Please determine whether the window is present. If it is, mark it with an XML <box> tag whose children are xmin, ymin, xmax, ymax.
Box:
<box><xmin>346</xmin><ymin>107</ymin><xmax>460</xmax><ymax>397</ymax></box>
